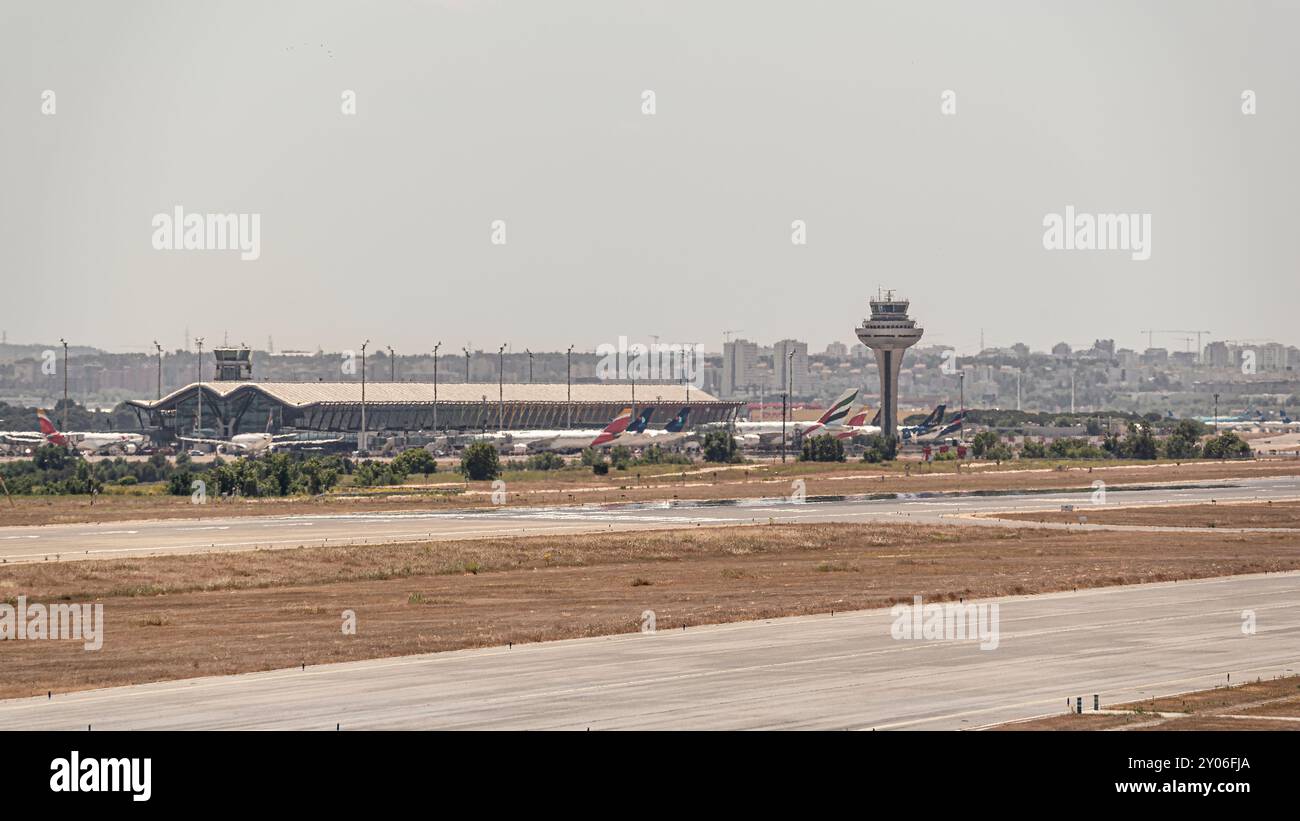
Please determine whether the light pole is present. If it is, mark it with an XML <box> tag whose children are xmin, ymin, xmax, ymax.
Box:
<box><xmin>525</xmin><ymin>349</ymin><xmax>533</xmax><ymax>383</ymax></box>
<box><xmin>782</xmin><ymin>349</ymin><xmax>794</xmax><ymax>463</ymax></box>
<box><xmin>1015</xmin><ymin>367</ymin><xmax>1021</xmax><ymax>411</ymax></box>
<box><xmin>1214</xmin><ymin>393</ymin><xmax>1220</xmax><ymax>434</ymax></box>
<box><xmin>1070</xmin><ymin>368</ymin><xmax>1076</xmax><ymax>414</ymax></box>
<box><xmin>388</xmin><ymin>346</ymin><xmax>395</xmax><ymax>382</ymax></box>
<box><xmin>360</xmin><ymin>339</ymin><xmax>369</xmax><ymax>453</ymax></box>
<box><xmin>433</xmin><ymin>341</ymin><xmax>441</xmax><ymax>433</ymax></box>
<box><xmin>59</xmin><ymin>338</ymin><xmax>68</xmax><ymax>431</ymax></box>
<box><xmin>194</xmin><ymin>337</ymin><xmax>204</xmax><ymax>437</ymax></box>
<box><xmin>958</xmin><ymin>370</ymin><xmax>965</xmax><ymax>442</ymax></box>
<box><xmin>566</xmin><ymin>344</ymin><xmax>574</xmax><ymax>429</ymax></box>
<box><xmin>463</xmin><ymin>348</ymin><xmax>470</xmax><ymax>383</ymax></box>
<box><xmin>153</xmin><ymin>340</ymin><xmax>162</xmax><ymax>401</ymax></box>
<box><xmin>498</xmin><ymin>343</ymin><xmax>506</xmax><ymax>431</ymax></box>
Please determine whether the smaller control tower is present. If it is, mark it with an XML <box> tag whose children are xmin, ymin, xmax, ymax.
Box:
<box><xmin>213</xmin><ymin>346</ymin><xmax>253</xmax><ymax>382</ymax></box>
<box><xmin>855</xmin><ymin>291</ymin><xmax>924</xmax><ymax>438</ymax></box>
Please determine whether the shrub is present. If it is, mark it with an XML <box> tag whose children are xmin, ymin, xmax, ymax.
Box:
<box><xmin>701</xmin><ymin>430</ymin><xmax>742</xmax><ymax>464</ymax></box>
<box><xmin>459</xmin><ymin>441</ymin><xmax>501</xmax><ymax>481</ymax></box>
<box><xmin>800</xmin><ymin>435</ymin><xmax>845</xmax><ymax>462</ymax></box>
<box><xmin>392</xmin><ymin>448</ymin><xmax>437</xmax><ymax>478</ymax></box>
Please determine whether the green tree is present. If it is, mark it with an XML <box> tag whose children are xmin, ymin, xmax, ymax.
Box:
<box><xmin>1163</xmin><ymin>419</ymin><xmax>1204</xmax><ymax>459</ymax></box>
<box><xmin>525</xmin><ymin>451</ymin><xmax>566</xmax><ymax>471</ymax></box>
<box><xmin>393</xmin><ymin>448</ymin><xmax>437</xmax><ymax>478</ymax></box>
<box><xmin>459</xmin><ymin>441</ymin><xmax>502</xmax><ymax>481</ymax></box>
<box><xmin>860</xmin><ymin>434</ymin><xmax>897</xmax><ymax>463</ymax></box>
<box><xmin>608</xmin><ymin>445</ymin><xmax>633</xmax><ymax>470</ymax></box>
<box><xmin>970</xmin><ymin>430</ymin><xmax>999</xmax><ymax>458</ymax></box>
<box><xmin>1202</xmin><ymin>431</ymin><xmax>1252</xmax><ymax>459</ymax></box>
<box><xmin>1122</xmin><ymin>422</ymin><xmax>1158</xmax><ymax>460</ymax></box>
<box><xmin>800</xmin><ymin>435</ymin><xmax>845</xmax><ymax>462</ymax></box>
<box><xmin>701</xmin><ymin>430</ymin><xmax>742</xmax><ymax>464</ymax></box>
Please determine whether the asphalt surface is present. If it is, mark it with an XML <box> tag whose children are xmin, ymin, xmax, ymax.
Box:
<box><xmin>1</xmin><ymin>571</ymin><xmax>1296</xmax><ymax>730</ymax></box>
<box><xmin>1</xmin><ymin>475</ymin><xmax>1298</xmax><ymax>564</ymax></box>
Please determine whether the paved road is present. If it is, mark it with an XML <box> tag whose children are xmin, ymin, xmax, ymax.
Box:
<box><xmin>2</xmin><ymin>572</ymin><xmax>1296</xmax><ymax>730</ymax></box>
<box><xmin>2</xmin><ymin>476</ymin><xmax>1297</xmax><ymax>564</ymax></box>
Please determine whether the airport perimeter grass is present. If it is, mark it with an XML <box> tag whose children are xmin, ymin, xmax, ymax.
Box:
<box><xmin>993</xmin><ymin>675</ymin><xmax>1300</xmax><ymax>731</ymax></box>
<box><xmin>3</xmin><ymin>457</ymin><xmax>1297</xmax><ymax>527</ymax></box>
<box><xmin>991</xmin><ymin>499</ymin><xmax>1300</xmax><ymax>529</ymax></box>
<box><xmin>3</xmin><ymin>520</ymin><xmax>1300</xmax><ymax>698</ymax></box>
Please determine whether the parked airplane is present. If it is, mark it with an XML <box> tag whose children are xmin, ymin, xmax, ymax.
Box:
<box><xmin>615</xmin><ymin>407</ymin><xmax>693</xmax><ymax>447</ymax></box>
<box><xmin>180</xmin><ymin>413</ymin><xmax>342</xmax><ymax>454</ymax></box>
<box><xmin>728</xmin><ymin>389</ymin><xmax>860</xmax><ymax>445</ymax></box>
<box><xmin>911</xmin><ymin>411</ymin><xmax>965</xmax><ymax>443</ymax></box>
<box><xmin>899</xmin><ymin>404</ymin><xmax>947</xmax><ymax>440</ymax></box>
<box><xmin>1195</xmin><ymin>409</ymin><xmax>1296</xmax><ymax>429</ymax></box>
<box><xmin>1</xmin><ymin>410</ymin><xmax>148</xmax><ymax>455</ymax></box>
<box><xmin>523</xmin><ymin>407</ymin><xmax>639</xmax><ymax>453</ymax></box>
<box><xmin>474</xmin><ymin>408</ymin><xmax>648</xmax><ymax>453</ymax></box>
<box><xmin>829</xmin><ymin>405</ymin><xmax>882</xmax><ymax>440</ymax></box>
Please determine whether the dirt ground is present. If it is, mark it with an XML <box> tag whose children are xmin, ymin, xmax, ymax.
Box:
<box><xmin>992</xmin><ymin>676</ymin><xmax>1300</xmax><ymax>730</ymax></box>
<box><xmin>993</xmin><ymin>500</ymin><xmax>1300</xmax><ymax>529</ymax></box>
<box><xmin>3</xmin><ymin>521</ymin><xmax>1300</xmax><ymax>699</ymax></box>
<box><xmin>3</xmin><ymin>458</ymin><xmax>1298</xmax><ymax>528</ymax></box>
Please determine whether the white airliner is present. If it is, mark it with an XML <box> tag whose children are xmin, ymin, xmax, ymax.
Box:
<box><xmin>522</xmin><ymin>407</ymin><xmax>640</xmax><ymax>453</ymax></box>
<box><xmin>180</xmin><ymin>413</ymin><xmax>341</xmax><ymax>454</ymax></box>
<box><xmin>722</xmin><ymin>389</ymin><xmax>861</xmax><ymax>446</ymax></box>
<box><xmin>1</xmin><ymin>410</ymin><xmax>149</xmax><ymax>455</ymax></box>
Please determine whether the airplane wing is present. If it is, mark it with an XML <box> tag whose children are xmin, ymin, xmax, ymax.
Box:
<box><xmin>272</xmin><ymin>437</ymin><xmax>343</xmax><ymax>447</ymax></box>
<box><xmin>179</xmin><ymin>436</ymin><xmax>250</xmax><ymax>450</ymax></box>
<box><xmin>2</xmin><ymin>433</ymin><xmax>46</xmax><ymax>443</ymax></box>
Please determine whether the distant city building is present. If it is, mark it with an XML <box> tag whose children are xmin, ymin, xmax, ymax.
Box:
<box><xmin>1203</xmin><ymin>341</ymin><xmax>1233</xmax><ymax>368</ymax></box>
<box><xmin>721</xmin><ymin>338</ymin><xmax>759</xmax><ymax>398</ymax></box>
<box><xmin>773</xmin><ymin>339</ymin><xmax>811</xmax><ymax>396</ymax></box>
<box><xmin>825</xmin><ymin>341</ymin><xmax>848</xmax><ymax>357</ymax></box>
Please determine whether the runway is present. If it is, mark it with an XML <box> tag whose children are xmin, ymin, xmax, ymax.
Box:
<box><xmin>1</xmin><ymin>571</ymin><xmax>1296</xmax><ymax>730</ymax></box>
<box><xmin>1</xmin><ymin>476</ymin><xmax>1297</xmax><ymax>564</ymax></box>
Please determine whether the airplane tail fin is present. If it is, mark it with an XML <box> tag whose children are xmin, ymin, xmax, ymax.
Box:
<box><xmin>591</xmin><ymin>407</ymin><xmax>635</xmax><ymax>447</ymax></box>
<box><xmin>816</xmin><ymin>389</ymin><xmax>859</xmax><ymax>426</ymax></box>
<box><xmin>664</xmin><ymin>407</ymin><xmax>691</xmax><ymax>433</ymax></box>
<box><xmin>37</xmin><ymin>409</ymin><xmax>58</xmax><ymax>436</ymax></box>
<box><xmin>924</xmin><ymin>404</ymin><xmax>947</xmax><ymax>427</ymax></box>
<box><xmin>869</xmin><ymin>408</ymin><xmax>881</xmax><ymax>427</ymax></box>
<box><xmin>37</xmin><ymin>409</ymin><xmax>67</xmax><ymax>446</ymax></box>
<box><xmin>845</xmin><ymin>404</ymin><xmax>872</xmax><ymax>428</ymax></box>
<box><xmin>628</xmin><ymin>407</ymin><xmax>654</xmax><ymax>434</ymax></box>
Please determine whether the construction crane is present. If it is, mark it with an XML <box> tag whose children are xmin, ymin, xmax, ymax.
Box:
<box><xmin>1140</xmin><ymin>329</ymin><xmax>1211</xmax><ymax>361</ymax></box>
<box><xmin>722</xmin><ymin>329</ymin><xmax>744</xmax><ymax>344</ymax></box>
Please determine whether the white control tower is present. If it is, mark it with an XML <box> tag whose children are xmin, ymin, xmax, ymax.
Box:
<box><xmin>855</xmin><ymin>290</ymin><xmax>924</xmax><ymax>437</ymax></box>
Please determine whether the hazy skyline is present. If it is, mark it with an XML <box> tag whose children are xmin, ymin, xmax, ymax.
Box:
<box><xmin>3</xmin><ymin>1</ymin><xmax>1297</xmax><ymax>356</ymax></box>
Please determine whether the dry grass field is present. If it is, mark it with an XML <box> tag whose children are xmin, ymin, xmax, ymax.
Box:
<box><xmin>3</xmin><ymin>457</ymin><xmax>1297</xmax><ymax>527</ymax></box>
<box><xmin>993</xmin><ymin>500</ymin><xmax>1300</xmax><ymax>529</ymax></box>
<box><xmin>992</xmin><ymin>675</ymin><xmax>1300</xmax><ymax>730</ymax></box>
<box><xmin>3</xmin><ymin>521</ymin><xmax>1300</xmax><ymax>698</ymax></box>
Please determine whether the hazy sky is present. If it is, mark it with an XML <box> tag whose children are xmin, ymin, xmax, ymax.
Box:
<box><xmin>2</xmin><ymin>1</ymin><xmax>1297</xmax><ymax>356</ymax></box>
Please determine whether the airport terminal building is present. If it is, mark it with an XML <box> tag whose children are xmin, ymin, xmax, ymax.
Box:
<box><xmin>126</xmin><ymin>380</ymin><xmax>741</xmax><ymax>442</ymax></box>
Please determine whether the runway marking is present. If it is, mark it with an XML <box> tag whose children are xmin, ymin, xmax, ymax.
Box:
<box><xmin>5</xmin><ymin>573</ymin><xmax>1295</xmax><ymax>723</ymax></box>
